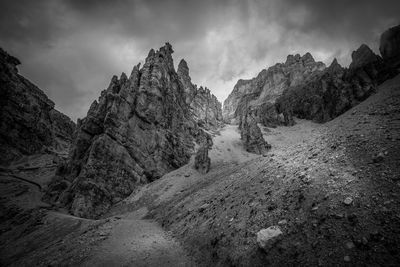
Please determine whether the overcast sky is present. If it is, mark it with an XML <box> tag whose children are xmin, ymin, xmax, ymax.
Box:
<box><xmin>1</xmin><ymin>0</ymin><xmax>399</xmax><ymax>121</ymax></box>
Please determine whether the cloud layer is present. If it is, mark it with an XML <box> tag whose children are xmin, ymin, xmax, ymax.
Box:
<box><xmin>1</xmin><ymin>0</ymin><xmax>399</xmax><ymax>120</ymax></box>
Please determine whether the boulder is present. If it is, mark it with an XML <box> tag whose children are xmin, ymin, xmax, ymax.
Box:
<box><xmin>256</xmin><ymin>226</ymin><xmax>283</xmax><ymax>252</ymax></box>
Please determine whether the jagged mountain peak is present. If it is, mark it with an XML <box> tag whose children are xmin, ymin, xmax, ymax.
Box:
<box><xmin>0</xmin><ymin>47</ymin><xmax>21</xmax><ymax>67</ymax></box>
<box><xmin>285</xmin><ymin>52</ymin><xmax>315</xmax><ymax>66</ymax></box>
<box><xmin>327</xmin><ymin>58</ymin><xmax>344</xmax><ymax>73</ymax></box>
<box><xmin>177</xmin><ymin>58</ymin><xmax>190</xmax><ymax>79</ymax></box>
<box><xmin>349</xmin><ymin>43</ymin><xmax>380</xmax><ymax>69</ymax></box>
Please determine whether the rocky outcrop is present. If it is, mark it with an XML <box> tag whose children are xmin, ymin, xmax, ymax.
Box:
<box><xmin>177</xmin><ymin>59</ymin><xmax>196</xmax><ymax>105</ymax></box>
<box><xmin>226</xmin><ymin>25</ymin><xmax>400</xmax><ymax>129</ymax></box>
<box><xmin>0</xmin><ymin>48</ymin><xmax>75</xmax><ymax>165</ymax></box>
<box><xmin>349</xmin><ymin>44</ymin><xmax>380</xmax><ymax>69</ymax></box>
<box><xmin>223</xmin><ymin>53</ymin><xmax>325</xmax><ymax>126</ymax></box>
<box><xmin>379</xmin><ymin>24</ymin><xmax>400</xmax><ymax>68</ymax></box>
<box><xmin>190</xmin><ymin>86</ymin><xmax>223</xmax><ymax>129</ymax></box>
<box><xmin>276</xmin><ymin>43</ymin><xmax>396</xmax><ymax>123</ymax></box>
<box><xmin>45</xmin><ymin>43</ymin><xmax>213</xmax><ymax>218</ymax></box>
<box><xmin>239</xmin><ymin>109</ymin><xmax>271</xmax><ymax>154</ymax></box>
<box><xmin>177</xmin><ymin>59</ymin><xmax>223</xmax><ymax>129</ymax></box>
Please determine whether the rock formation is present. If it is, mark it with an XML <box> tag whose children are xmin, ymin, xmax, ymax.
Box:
<box><xmin>349</xmin><ymin>44</ymin><xmax>380</xmax><ymax>69</ymax></box>
<box><xmin>225</xmin><ymin>25</ymin><xmax>400</xmax><ymax>128</ymax></box>
<box><xmin>239</xmin><ymin>108</ymin><xmax>271</xmax><ymax>154</ymax></box>
<box><xmin>223</xmin><ymin>53</ymin><xmax>325</xmax><ymax>126</ymax></box>
<box><xmin>45</xmin><ymin>43</ymin><xmax>214</xmax><ymax>218</ymax></box>
<box><xmin>177</xmin><ymin>59</ymin><xmax>223</xmax><ymax>129</ymax></box>
<box><xmin>276</xmin><ymin>43</ymin><xmax>398</xmax><ymax>123</ymax></box>
<box><xmin>380</xmin><ymin>24</ymin><xmax>400</xmax><ymax>68</ymax></box>
<box><xmin>0</xmin><ymin>48</ymin><xmax>75</xmax><ymax>165</ymax></box>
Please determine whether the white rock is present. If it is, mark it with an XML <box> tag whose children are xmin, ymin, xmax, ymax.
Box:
<box><xmin>344</xmin><ymin>197</ymin><xmax>353</xmax><ymax>205</ymax></box>
<box><xmin>256</xmin><ymin>226</ymin><xmax>283</xmax><ymax>252</ymax></box>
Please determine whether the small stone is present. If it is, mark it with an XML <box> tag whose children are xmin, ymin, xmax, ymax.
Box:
<box><xmin>344</xmin><ymin>197</ymin><xmax>353</xmax><ymax>205</ymax></box>
<box><xmin>256</xmin><ymin>226</ymin><xmax>283</xmax><ymax>252</ymax></box>
<box><xmin>278</xmin><ymin>219</ymin><xmax>287</xmax><ymax>225</ymax></box>
<box><xmin>198</xmin><ymin>203</ymin><xmax>210</xmax><ymax>212</ymax></box>
<box><xmin>372</xmin><ymin>152</ymin><xmax>385</xmax><ymax>163</ymax></box>
<box><xmin>345</xmin><ymin>241</ymin><xmax>355</xmax><ymax>249</ymax></box>
<box><xmin>344</xmin><ymin>256</ymin><xmax>351</xmax><ymax>262</ymax></box>
<box><xmin>184</xmin><ymin>173</ymin><xmax>190</xmax><ymax>177</ymax></box>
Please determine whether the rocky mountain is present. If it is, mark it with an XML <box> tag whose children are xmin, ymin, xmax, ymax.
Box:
<box><xmin>276</xmin><ymin>43</ymin><xmax>398</xmax><ymax>124</ymax></box>
<box><xmin>223</xmin><ymin>53</ymin><xmax>326</xmax><ymax>126</ymax></box>
<box><xmin>45</xmin><ymin>43</ymin><xmax>214</xmax><ymax>218</ymax></box>
<box><xmin>177</xmin><ymin>59</ymin><xmax>223</xmax><ymax>129</ymax></box>
<box><xmin>0</xmin><ymin>48</ymin><xmax>75</xmax><ymax>165</ymax></box>
<box><xmin>224</xmin><ymin>26</ymin><xmax>400</xmax><ymax>130</ymax></box>
<box><xmin>239</xmin><ymin>109</ymin><xmax>271</xmax><ymax>154</ymax></box>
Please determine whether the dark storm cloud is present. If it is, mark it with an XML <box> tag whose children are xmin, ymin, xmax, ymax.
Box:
<box><xmin>0</xmin><ymin>0</ymin><xmax>399</xmax><ymax>120</ymax></box>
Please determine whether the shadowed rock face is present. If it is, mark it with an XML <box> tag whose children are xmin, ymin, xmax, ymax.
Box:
<box><xmin>239</xmin><ymin>109</ymin><xmax>271</xmax><ymax>154</ymax></box>
<box><xmin>0</xmin><ymin>48</ymin><xmax>75</xmax><ymax>165</ymax></box>
<box><xmin>46</xmin><ymin>43</ymin><xmax>213</xmax><ymax>218</ymax></box>
<box><xmin>223</xmin><ymin>53</ymin><xmax>325</xmax><ymax>126</ymax></box>
<box><xmin>349</xmin><ymin>44</ymin><xmax>380</xmax><ymax>69</ymax></box>
<box><xmin>177</xmin><ymin>59</ymin><xmax>223</xmax><ymax>129</ymax></box>
<box><xmin>276</xmin><ymin>43</ymin><xmax>398</xmax><ymax>123</ymax></box>
<box><xmin>380</xmin><ymin>25</ymin><xmax>400</xmax><ymax>68</ymax></box>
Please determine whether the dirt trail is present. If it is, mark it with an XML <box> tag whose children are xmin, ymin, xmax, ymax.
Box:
<box><xmin>83</xmin><ymin>125</ymin><xmax>258</xmax><ymax>267</ymax></box>
<box><xmin>82</xmin><ymin>208</ymin><xmax>196</xmax><ymax>267</ymax></box>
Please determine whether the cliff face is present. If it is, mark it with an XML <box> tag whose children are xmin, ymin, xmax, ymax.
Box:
<box><xmin>276</xmin><ymin>42</ymin><xmax>398</xmax><ymax>124</ymax></box>
<box><xmin>225</xmin><ymin>25</ymin><xmax>400</xmax><ymax>128</ymax></box>
<box><xmin>0</xmin><ymin>48</ymin><xmax>75</xmax><ymax>165</ymax></box>
<box><xmin>380</xmin><ymin>25</ymin><xmax>400</xmax><ymax>68</ymax></box>
<box><xmin>223</xmin><ymin>53</ymin><xmax>325</xmax><ymax>125</ymax></box>
<box><xmin>239</xmin><ymin>109</ymin><xmax>271</xmax><ymax>154</ymax></box>
<box><xmin>177</xmin><ymin>59</ymin><xmax>223</xmax><ymax>129</ymax></box>
<box><xmin>46</xmin><ymin>43</ymin><xmax>213</xmax><ymax>218</ymax></box>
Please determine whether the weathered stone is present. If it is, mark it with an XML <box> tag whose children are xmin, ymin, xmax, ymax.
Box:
<box><xmin>349</xmin><ymin>44</ymin><xmax>380</xmax><ymax>69</ymax></box>
<box><xmin>239</xmin><ymin>108</ymin><xmax>271</xmax><ymax>154</ymax></box>
<box><xmin>223</xmin><ymin>52</ymin><xmax>325</xmax><ymax>126</ymax></box>
<box><xmin>0</xmin><ymin>48</ymin><xmax>75</xmax><ymax>165</ymax></box>
<box><xmin>177</xmin><ymin>59</ymin><xmax>223</xmax><ymax>129</ymax></box>
<box><xmin>194</xmin><ymin>145</ymin><xmax>211</xmax><ymax>174</ymax></box>
<box><xmin>256</xmin><ymin>226</ymin><xmax>283</xmax><ymax>252</ymax></box>
<box><xmin>45</xmin><ymin>43</ymin><xmax>214</xmax><ymax>218</ymax></box>
<box><xmin>275</xmin><ymin>45</ymin><xmax>396</xmax><ymax>124</ymax></box>
<box><xmin>344</xmin><ymin>197</ymin><xmax>353</xmax><ymax>205</ymax></box>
